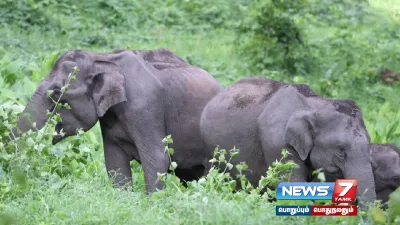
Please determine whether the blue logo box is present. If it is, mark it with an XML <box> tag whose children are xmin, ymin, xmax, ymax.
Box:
<box><xmin>276</xmin><ymin>206</ymin><xmax>311</xmax><ymax>216</ymax></box>
<box><xmin>276</xmin><ymin>182</ymin><xmax>335</xmax><ymax>200</ymax></box>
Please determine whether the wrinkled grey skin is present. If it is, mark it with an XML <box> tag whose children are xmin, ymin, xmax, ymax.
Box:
<box><xmin>312</xmin><ymin>144</ymin><xmax>400</xmax><ymax>204</ymax></box>
<box><xmin>200</xmin><ymin>77</ymin><xmax>376</xmax><ymax>204</ymax></box>
<box><xmin>12</xmin><ymin>48</ymin><xmax>223</xmax><ymax>193</ymax></box>
<box><xmin>370</xmin><ymin>144</ymin><xmax>400</xmax><ymax>204</ymax></box>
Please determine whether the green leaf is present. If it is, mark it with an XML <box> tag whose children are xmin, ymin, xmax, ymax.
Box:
<box><xmin>387</xmin><ymin>119</ymin><xmax>399</xmax><ymax>141</ymax></box>
<box><xmin>370</xmin><ymin>207</ymin><xmax>386</xmax><ymax>224</ymax></box>
<box><xmin>26</xmin><ymin>137</ymin><xmax>35</xmax><ymax>147</ymax></box>
<box><xmin>46</xmin><ymin>111</ymin><xmax>52</xmax><ymax>117</ymax></box>
<box><xmin>12</xmin><ymin>168</ymin><xmax>27</xmax><ymax>187</ymax></box>
<box><xmin>72</xmin><ymin>148</ymin><xmax>80</xmax><ymax>154</ymax></box>
<box><xmin>86</xmin><ymin>131</ymin><xmax>98</xmax><ymax>144</ymax></box>
<box><xmin>50</xmin><ymin>180</ymin><xmax>67</xmax><ymax>190</ymax></box>
<box><xmin>168</xmin><ymin>148</ymin><xmax>174</xmax><ymax>155</ymax></box>
<box><xmin>150</xmin><ymin>190</ymin><xmax>165</xmax><ymax>200</ymax></box>
<box><xmin>389</xmin><ymin>187</ymin><xmax>400</xmax><ymax>220</ymax></box>
<box><xmin>63</xmin><ymin>103</ymin><xmax>72</xmax><ymax>110</ymax></box>
<box><xmin>55</xmin><ymin>115</ymin><xmax>62</xmax><ymax>123</ymax></box>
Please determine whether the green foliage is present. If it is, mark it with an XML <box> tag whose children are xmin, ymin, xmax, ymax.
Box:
<box><xmin>0</xmin><ymin>67</ymin><xmax>100</xmax><ymax>202</ymax></box>
<box><xmin>238</xmin><ymin>0</ymin><xmax>310</xmax><ymax>75</ymax></box>
<box><xmin>365</xmin><ymin>103</ymin><xmax>400</xmax><ymax>146</ymax></box>
<box><xmin>388</xmin><ymin>187</ymin><xmax>400</xmax><ymax>222</ymax></box>
<box><xmin>237</xmin><ymin>0</ymin><xmax>400</xmax><ymax>103</ymax></box>
<box><xmin>171</xmin><ymin>0</ymin><xmax>251</xmax><ymax>29</ymax></box>
<box><xmin>307</xmin><ymin>0</ymin><xmax>370</xmax><ymax>25</ymax></box>
<box><xmin>0</xmin><ymin>0</ymin><xmax>53</xmax><ymax>29</ymax></box>
<box><xmin>0</xmin><ymin>0</ymin><xmax>250</xmax><ymax>33</ymax></box>
<box><xmin>157</xmin><ymin>142</ymin><xmax>299</xmax><ymax>200</ymax></box>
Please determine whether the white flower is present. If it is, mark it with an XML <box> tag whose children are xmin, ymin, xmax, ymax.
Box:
<box><xmin>157</xmin><ymin>172</ymin><xmax>166</xmax><ymax>177</ymax></box>
<box><xmin>198</xmin><ymin>178</ymin><xmax>206</xmax><ymax>184</ymax></box>
<box><xmin>209</xmin><ymin>158</ymin><xmax>217</xmax><ymax>163</ymax></box>
<box><xmin>171</xmin><ymin>162</ymin><xmax>178</xmax><ymax>169</ymax></box>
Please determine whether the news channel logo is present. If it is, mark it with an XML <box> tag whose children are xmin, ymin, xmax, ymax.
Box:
<box><xmin>275</xmin><ymin>179</ymin><xmax>358</xmax><ymax>216</ymax></box>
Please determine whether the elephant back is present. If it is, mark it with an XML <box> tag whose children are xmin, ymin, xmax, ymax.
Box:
<box><xmin>133</xmin><ymin>48</ymin><xmax>189</xmax><ymax>71</ymax></box>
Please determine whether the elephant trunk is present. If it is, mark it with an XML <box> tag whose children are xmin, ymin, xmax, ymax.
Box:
<box><xmin>10</xmin><ymin>87</ymin><xmax>52</xmax><ymax>139</ymax></box>
<box><xmin>344</xmin><ymin>152</ymin><xmax>376</xmax><ymax>205</ymax></box>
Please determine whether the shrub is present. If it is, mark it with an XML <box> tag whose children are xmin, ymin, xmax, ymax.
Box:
<box><xmin>0</xmin><ymin>0</ymin><xmax>53</xmax><ymax>28</ymax></box>
<box><xmin>0</xmin><ymin>67</ymin><xmax>100</xmax><ymax>202</ymax></box>
<box><xmin>237</xmin><ymin>0</ymin><xmax>311</xmax><ymax>75</ymax></box>
<box><xmin>236</xmin><ymin>0</ymin><xmax>400</xmax><ymax>104</ymax></box>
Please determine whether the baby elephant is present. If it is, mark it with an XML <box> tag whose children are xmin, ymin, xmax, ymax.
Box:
<box><xmin>370</xmin><ymin>144</ymin><xmax>400</xmax><ymax>204</ymax></box>
<box><xmin>312</xmin><ymin>143</ymin><xmax>400</xmax><ymax>204</ymax></box>
<box><xmin>200</xmin><ymin>76</ymin><xmax>376</xmax><ymax>203</ymax></box>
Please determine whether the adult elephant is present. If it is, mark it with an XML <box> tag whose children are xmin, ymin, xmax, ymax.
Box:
<box><xmin>11</xmin><ymin>48</ymin><xmax>223</xmax><ymax>193</ymax></box>
<box><xmin>200</xmin><ymin>77</ymin><xmax>376</xmax><ymax>203</ymax></box>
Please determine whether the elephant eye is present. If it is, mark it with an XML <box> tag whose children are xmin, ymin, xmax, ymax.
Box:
<box><xmin>337</xmin><ymin>146</ymin><xmax>347</xmax><ymax>157</ymax></box>
<box><xmin>52</xmin><ymin>89</ymin><xmax>62</xmax><ymax>100</ymax></box>
<box><xmin>50</xmin><ymin>89</ymin><xmax>67</xmax><ymax>105</ymax></box>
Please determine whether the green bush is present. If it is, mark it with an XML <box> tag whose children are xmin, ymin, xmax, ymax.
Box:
<box><xmin>307</xmin><ymin>0</ymin><xmax>370</xmax><ymax>26</ymax></box>
<box><xmin>237</xmin><ymin>0</ymin><xmax>400</xmax><ymax>103</ymax></box>
<box><xmin>0</xmin><ymin>0</ymin><xmax>250</xmax><ymax>33</ymax></box>
<box><xmin>237</xmin><ymin>0</ymin><xmax>311</xmax><ymax>75</ymax></box>
<box><xmin>0</xmin><ymin>0</ymin><xmax>53</xmax><ymax>28</ymax></box>
<box><xmin>0</xmin><ymin>68</ymin><xmax>100</xmax><ymax>202</ymax></box>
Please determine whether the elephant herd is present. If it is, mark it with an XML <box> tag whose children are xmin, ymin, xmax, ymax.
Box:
<box><xmin>11</xmin><ymin>48</ymin><xmax>400</xmax><ymax>206</ymax></box>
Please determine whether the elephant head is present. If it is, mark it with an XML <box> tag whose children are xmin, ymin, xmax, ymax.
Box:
<box><xmin>283</xmin><ymin>95</ymin><xmax>376</xmax><ymax>203</ymax></box>
<box><xmin>370</xmin><ymin>144</ymin><xmax>400</xmax><ymax>203</ymax></box>
<box><xmin>11</xmin><ymin>50</ymin><xmax>127</xmax><ymax>144</ymax></box>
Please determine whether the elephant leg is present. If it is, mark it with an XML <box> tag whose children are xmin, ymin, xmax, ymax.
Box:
<box><xmin>122</xmin><ymin>107</ymin><xmax>169</xmax><ymax>193</ymax></box>
<box><xmin>103</xmin><ymin>138</ymin><xmax>132</xmax><ymax>189</ymax></box>
<box><xmin>138</xmin><ymin>142</ymin><xmax>169</xmax><ymax>192</ymax></box>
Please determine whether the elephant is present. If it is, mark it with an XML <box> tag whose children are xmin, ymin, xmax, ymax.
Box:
<box><xmin>11</xmin><ymin>48</ymin><xmax>223</xmax><ymax>193</ymax></box>
<box><xmin>311</xmin><ymin>143</ymin><xmax>400</xmax><ymax>204</ymax></box>
<box><xmin>370</xmin><ymin>143</ymin><xmax>400</xmax><ymax>204</ymax></box>
<box><xmin>200</xmin><ymin>76</ymin><xmax>376</xmax><ymax>204</ymax></box>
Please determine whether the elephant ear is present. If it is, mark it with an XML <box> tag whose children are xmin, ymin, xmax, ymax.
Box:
<box><xmin>283</xmin><ymin>109</ymin><xmax>315</xmax><ymax>161</ymax></box>
<box><xmin>91</xmin><ymin>60</ymin><xmax>127</xmax><ymax>117</ymax></box>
